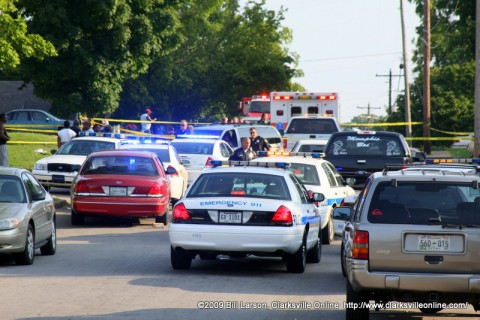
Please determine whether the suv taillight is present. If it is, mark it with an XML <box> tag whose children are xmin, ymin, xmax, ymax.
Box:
<box><xmin>352</xmin><ymin>230</ymin><xmax>369</xmax><ymax>259</ymax></box>
<box><xmin>271</xmin><ymin>205</ymin><xmax>293</xmax><ymax>225</ymax></box>
<box><xmin>172</xmin><ymin>203</ymin><xmax>191</xmax><ymax>221</ymax></box>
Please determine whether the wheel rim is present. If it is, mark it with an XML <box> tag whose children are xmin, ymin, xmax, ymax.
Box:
<box><xmin>26</xmin><ymin>228</ymin><xmax>34</xmax><ymax>260</ymax></box>
<box><xmin>51</xmin><ymin>221</ymin><xmax>56</xmax><ymax>250</ymax></box>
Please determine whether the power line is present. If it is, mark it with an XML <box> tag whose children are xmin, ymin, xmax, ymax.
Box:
<box><xmin>300</xmin><ymin>52</ymin><xmax>402</xmax><ymax>63</ymax></box>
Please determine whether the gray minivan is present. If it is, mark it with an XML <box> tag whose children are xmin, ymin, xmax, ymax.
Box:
<box><xmin>192</xmin><ymin>124</ymin><xmax>284</xmax><ymax>151</ymax></box>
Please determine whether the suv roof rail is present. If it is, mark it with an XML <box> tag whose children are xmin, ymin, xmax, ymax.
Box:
<box><xmin>210</xmin><ymin>160</ymin><xmax>290</xmax><ymax>169</ymax></box>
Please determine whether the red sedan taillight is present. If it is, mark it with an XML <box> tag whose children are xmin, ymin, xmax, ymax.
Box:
<box><xmin>148</xmin><ymin>182</ymin><xmax>164</xmax><ymax>197</ymax></box>
<box><xmin>352</xmin><ymin>230</ymin><xmax>369</xmax><ymax>259</ymax></box>
<box><xmin>172</xmin><ymin>203</ymin><xmax>191</xmax><ymax>221</ymax></box>
<box><xmin>73</xmin><ymin>181</ymin><xmax>89</xmax><ymax>194</ymax></box>
<box><xmin>271</xmin><ymin>205</ymin><xmax>293</xmax><ymax>225</ymax></box>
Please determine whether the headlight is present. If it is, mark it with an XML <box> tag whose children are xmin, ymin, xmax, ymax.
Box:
<box><xmin>0</xmin><ymin>217</ymin><xmax>22</xmax><ymax>230</ymax></box>
<box><xmin>34</xmin><ymin>163</ymin><xmax>47</xmax><ymax>171</ymax></box>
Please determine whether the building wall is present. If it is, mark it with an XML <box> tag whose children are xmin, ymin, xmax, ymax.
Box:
<box><xmin>0</xmin><ymin>81</ymin><xmax>52</xmax><ymax>113</ymax></box>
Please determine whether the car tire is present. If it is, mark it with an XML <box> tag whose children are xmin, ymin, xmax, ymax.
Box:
<box><xmin>341</xmin><ymin>243</ymin><xmax>347</xmax><ymax>277</ymax></box>
<box><xmin>285</xmin><ymin>237</ymin><xmax>306</xmax><ymax>273</ymax></box>
<box><xmin>155</xmin><ymin>214</ymin><xmax>167</xmax><ymax>225</ymax></box>
<box><xmin>346</xmin><ymin>280</ymin><xmax>370</xmax><ymax>320</ymax></box>
<box><xmin>14</xmin><ymin>224</ymin><xmax>35</xmax><ymax>265</ymax></box>
<box><xmin>321</xmin><ymin>217</ymin><xmax>334</xmax><ymax>245</ymax></box>
<box><xmin>40</xmin><ymin>219</ymin><xmax>56</xmax><ymax>255</ymax></box>
<box><xmin>306</xmin><ymin>238</ymin><xmax>321</xmax><ymax>263</ymax></box>
<box><xmin>419</xmin><ymin>307</ymin><xmax>443</xmax><ymax>314</ymax></box>
<box><xmin>71</xmin><ymin>210</ymin><xmax>84</xmax><ymax>225</ymax></box>
<box><xmin>171</xmin><ymin>246</ymin><xmax>192</xmax><ymax>270</ymax></box>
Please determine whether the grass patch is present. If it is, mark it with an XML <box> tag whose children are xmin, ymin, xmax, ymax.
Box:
<box><xmin>8</xmin><ymin>132</ymin><xmax>57</xmax><ymax>171</ymax></box>
<box><xmin>448</xmin><ymin>148</ymin><xmax>472</xmax><ymax>158</ymax></box>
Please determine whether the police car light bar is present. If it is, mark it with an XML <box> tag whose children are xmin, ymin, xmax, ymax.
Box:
<box><xmin>210</xmin><ymin>160</ymin><xmax>290</xmax><ymax>169</ymax></box>
<box><xmin>257</xmin><ymin>151</ymin><xmax>325</xmax><ymax>158</ymax></box>
<box><xmin>123</xmin><ymin>136</ymin><xmax>169</xmax><ymax>145</ymax></box>
<box><xmin>426</xmin><ymin>158</ymin><xmax>480</xmax><ymax>164</ymax></box>
<box><xmin>176</xmin><ymin>134</ymin><xmax>222</xmax><ymax>139</ymax></box>
<box><xmin>78</xmin><ymin>132</ymin><xmax>125</xmax><ymax>139</ymax></box>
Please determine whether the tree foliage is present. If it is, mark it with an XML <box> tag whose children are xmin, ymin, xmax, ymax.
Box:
<box><xmin>116</xmin><ymin>0</ymin><xmax>300</xmax><ymax>122</ymax></box>
<box><xmin>392</xmin><ymin>0</ymin><xmax>475</xmax><ymax>143</ymax></box>
<box><xmin>17</xmin><ymin>0</ymin><xmax>180</xmax><ymax>117</ymax></box>
<box><xmin>0</xmin><ymin>0</ymin><xmax>56</xmax><ymax>71</ymax></box>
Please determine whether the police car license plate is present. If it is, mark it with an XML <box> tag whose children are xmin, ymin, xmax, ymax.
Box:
<box><xmin>418</xmin><ymin>235</ymin><xmax>450</xmax><ymax>252</ymax></box>
<box><xmin>219</xmin><ymin>212</ymin><xmax>242</xmax><ymax>223</ymax></box>
<box><xmin>110</xmin><ymin>187</ymin><xmax>127</xmax><ymax>196</ymax></box>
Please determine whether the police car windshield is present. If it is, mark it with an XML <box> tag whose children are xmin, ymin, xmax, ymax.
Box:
<box><xmin>170</xmin><ymin>142</ymin><xmax>214</xmax><ymax>155</ymax></box>
<box><xmin>187</xmin><ymin>173</ymin><xmax>291</xmax><ymax>200</ymax></box>
<box><xmin>58</xmin><ymin>140</ymin><xmax>116</xmax><ymax>156</ymax></box>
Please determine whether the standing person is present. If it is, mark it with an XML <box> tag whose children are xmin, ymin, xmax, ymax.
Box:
<box><xmin>81</xmin><ymin>120</ymin><xmax>94</xmax><ymax>133</ymax></box>
<box><xmin>0</xmin><ymin>113</ymin><xmax>10</xmax><ymax>166</ymax></box>
<box><xmin>249</xmin><ymin>127</ymin><xmax>271</xmax><ymax>152</ymax></box>
<box><xmin>229</xmin><ymin>137</ymin><xmax>257</xmax><ymax>161</ymax></box>
<box><xmin>176</xmin><ymin>119</ymin><xmax>189</xmax><ymax>136</ymax></box>
<box><xmin>257</xmin><ymin>113</ymin><xmax>269</xmax><ymax>124</ymax></box>
<box><xmin>71</xmin><ymin>119</ymin><xmax>81</xmax><ymax>136</ymax></box>
<box><xmin>57</xmin><ymin>120</ymin><xmax>76</xmax><ymax>148</ymax></box>
<box><xmin>140</xmin><ymin>108</ymin><xmax>157</xmax><ymax>133</ymax></box>
<box><xmin>222</xmin><ymin>117</ymin><xmax>229</xmax><ymax>124</ymax></box>
<box><xmin>187</xmin><ymin>125</ymin><xmax>194</xmax><ymax>135</ymax></box>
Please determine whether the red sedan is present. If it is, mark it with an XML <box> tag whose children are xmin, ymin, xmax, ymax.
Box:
<box><xmin>71</xmin><ymin>150</ymin><xmax>171</xmax><ymax>225</ymax></box>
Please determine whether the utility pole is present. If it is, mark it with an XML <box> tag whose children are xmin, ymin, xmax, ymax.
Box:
<box><xmin>474</xmin><ymin>0</ymin><xmax>480</xmax><ymax>157</ymax></box>
<box><xmin>423</xmin><ymin>0</ymin><xmax>432</xmax><ymax>154</ymax></box>
<box><xmin>376</xmin><ymin>70</ymin><xmax>402</xmax><ymax>115</ymax></box>
<box><xmin>357</xmin><ymin>103</ymin><xmax>381</xmax><ymax>117</ymax></box>
<box><xmin>400</xmin><ymin>0</ymin><xmax>412</xmax><ymax>146</ymax></box>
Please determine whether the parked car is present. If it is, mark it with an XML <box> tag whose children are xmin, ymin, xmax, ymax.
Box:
<box><xmin>191</xmin><ymin>124</ymin><xmax>284</xmax><ymax>151</ymax></box>
<box><xmin>32</xmin><ymin>134</ymin><xmax>126</xmax><ymax>189</ymax></box>
<box><xmin>6</xmin><ymin>109</ymin><xmax>69</xmax><ymax>130</ymax></box>
<box><xmin>119</xmin><ymin>139</ymin><xmax>188</xmax><ymax>204</ymax></box>
<box><xmin>70</xmin><ymin>150</ymin><xmax>171</xmax><ymax>225</ymax></box>
<box><xmin>333</xmin><ymin>167</ymin><xmax>480</xmax><ymax>319</ymax></box>
<box><xmin>252</xmin><ymin>152</ymin><xmax>356</xmax><ymax>244</ymax></box>
<box><xmin>170</xmin><ymin>138</ymin><xmax>233</xmax><ymax>186</ymax></box>
<box><xmin>291</xmin><ymin>139</ymin><xmax>329</xmax><ymax>153</ymax></box>
<box><xmin>169</xmin><ymin>160</ymin><xmax>324</xmax><ymax>272</ymax></box>
<box><xmin>451</xmin><ymin>133</ymin><xmax>474</xmax><ymax>149</ymax></box>
<box><xmin>0</xmin><ymin>167</ymin><xmax>56</xmax><ymax>265</ymax></box>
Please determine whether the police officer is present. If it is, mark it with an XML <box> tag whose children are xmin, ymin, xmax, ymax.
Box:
<box><xmin>249</xmin><ymin>127</ymin><xmax>271</xmax><ymax>152</ymax></box>
<box><xmin>229</xmin><ymin>137</ymin><xmax>257</xmax><ymax>161</ymax></box>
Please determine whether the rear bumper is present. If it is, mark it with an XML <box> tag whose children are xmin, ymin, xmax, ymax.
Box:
<box><xmin>72</xmin><ymin>197</ymin><xmax>169</xmax><ymax>217</ymax></box>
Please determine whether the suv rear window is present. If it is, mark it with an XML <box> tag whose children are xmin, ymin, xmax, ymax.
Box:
<box><xmin>286</xmin><ymin>118</ymin><xmax>338</xmax><ymax>134</ymax></box>
<box><xmin>367</xmin><ymin>181</ymin><xmax>480</xmax><ymax>224</ymax></box>
<box><xmin>326</xmin><ymin>134</ymin><xmax>406</xmax><ymax>156</ymax></box>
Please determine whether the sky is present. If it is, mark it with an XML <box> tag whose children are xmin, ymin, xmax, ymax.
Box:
<box><xmin>256</xmin><ymin>0</ymin><xmax>421</xmax><ymax>123</ymax></box>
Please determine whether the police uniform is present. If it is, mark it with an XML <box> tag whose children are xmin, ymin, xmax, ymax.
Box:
<box><xmin>229</xmin><ymin>147</ymin><xmax>257</xmax><ymax>161</ymax></box>
<box><xmin>250</xmin><ymin>136</ymin><xmax>270</xmax><ymax>152</ymax></box>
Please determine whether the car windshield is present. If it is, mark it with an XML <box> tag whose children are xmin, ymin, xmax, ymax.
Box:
<box><xmin>58</xmin><ymin>140</ymin><xmax>116</xmax><ymax>156</ymax></box>
<box><xmin>81</xmin><ymin>156</ymin><xmax>158</xmax><ymax>176</ymax></box>
<box><xmin>326</xmin><ymin>135</ymin><xmax>406</xmax><ymax>157</ymax></box>
<box><xmin>0</xmin><ymin>177</ymin><xmax>26</xmax><ymax>203</ymax></box>
<box><xmin>287</xmin><ymin>163</ymin><xmax>320</xmax><ymax>186</ymax></box>
<box><xmin>286</xmin><ymin>119</ymin><xmax>338</xmax><ymax>134</ymax></box>
<box><xmin>170</xmin><ymin>142</ymin><xmax>214</xmax><ymax>155</ymax></box>
<box><xmin>249</xmin><ymin>101</ymin><xmax>270</xmax><ymax>113</ymax></box>
<box><xmin>297</xmin><ymin>144</ymin><xmax>325</xmax><ymax>152</ymax></box>
<box><xmin>187</xmin><ymin>172</ymin><xmax>291</xmax><ymax>200</ymax></box>
<box><xmin>368</xmin><ymin>181</ymin><xmax>480</xmax><ymax>225</ymax></box>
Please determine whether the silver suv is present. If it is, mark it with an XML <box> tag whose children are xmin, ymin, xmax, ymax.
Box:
<box><xmin>333</xmin><ymin>168</ymin><xmax>480</xmax><ymax>319</ymax></box>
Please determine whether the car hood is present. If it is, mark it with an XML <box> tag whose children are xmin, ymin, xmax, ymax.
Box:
<box><xmin>36</xmin><ymin>154</ymin><xmax>87</xmax><ymax>165</ymax></box>
<box><xmin>0</xmin><ymin>203</ymin><xmax>28</xmax><ymax>219</ymax></box>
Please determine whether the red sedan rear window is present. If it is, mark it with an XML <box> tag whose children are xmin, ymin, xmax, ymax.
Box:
<box><xmin>81</xmin><ymin>156</ymin><xmax>158</xmax><ymax>176</ymax></box>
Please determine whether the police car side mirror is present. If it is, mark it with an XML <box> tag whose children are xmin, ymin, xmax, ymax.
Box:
<box><xmin>50</xmin><ymin>149</ymin><xmax>57</xmax><ymax>155</ymax></box>
<box><xmin>345</xmin><ymin>177</ymin><xmax>356</xmax><ymax>186</ymax></box>
<box><xmin>308</xmin><ymin>191</ymin><xmax>324</xmax><ymax>203</ymax></box>
<box><xmin>165</xmin><ymin>167</ymin><xmax>178</xmax><ymax>175</ymax></box>
<box><xmin>413</xmin><ymin>151</ymin><xmax>426</xmax><ymax>163</ymax></box>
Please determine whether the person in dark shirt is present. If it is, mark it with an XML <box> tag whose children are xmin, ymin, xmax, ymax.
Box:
<box><xmin>229</xmin><ymin>137</ymin><xmax>257</xmax><ymax>161</ymax></box>
<box><xmin>249</xmin><ymin>127</ymin><xmax>270</xmax><ymax>152</ymax></box>
<box><xmin>257</xmin><ymin>113</ymin><xmax>269</xmax><ymax>124</ymax></box>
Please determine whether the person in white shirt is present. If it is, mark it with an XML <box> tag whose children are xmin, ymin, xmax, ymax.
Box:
<box><xmin>140</xmin><ymin>108</ymin><xmax>157</xmax><ymax>133</ymax></box>
<box><xmin>81</xmin><ymin>120</ymin><xmax>94</xmax><ymax>134</ymax></box>
<box><xmin>57</xmin><ymin>120</ymin><xmax>77</xmax><ymax>148</ymax></box>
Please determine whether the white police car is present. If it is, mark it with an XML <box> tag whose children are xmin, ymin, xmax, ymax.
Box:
<box><xmin>32</xmin><ymin>132</ymin><xmax>126</xmax><ymax>189</ymax></box>
<box><xmin>252</xmin><ymin>152</ymin><xmax>356</xmax><ymax>244</ymax></box>
<box><xmin>168</xmin><ymin>160</ymin><xmax>323</xmax><ymax>273</ymax></box>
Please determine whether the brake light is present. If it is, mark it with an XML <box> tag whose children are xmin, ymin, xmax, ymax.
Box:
<box><xmin>172</xmin><ymin>203</ymin><xmax>191</xmax><ymax>220</ymax></box>
<box><xmin>204</xmin><ymin>157</ymin><xmax>214</xmax><ymax>167</ymax></box>
<box><xmin>148</xmin><ymin>182</ymin><xmax>163</xmax><ymax>196</ymax></box>
<box><xmin>271</xmin><ymin>205</ymin><xmax>293</xmax><ymax>225</ymax></box>
<box><xmin>283</xmin><ymin>138</ymin><xmax>288</xmax><ymax>150</ymax></box>
<box><xmin>352</xmin><ymin>230</ymin><xmax>369</xmax><ymax>260</ymax></box>
<box><xmin>73</xmin><ymin>180</ymin><xmax>89</xmax><ymax>194</ymax></box>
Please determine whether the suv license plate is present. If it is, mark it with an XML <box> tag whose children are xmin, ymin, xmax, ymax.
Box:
<box><xmin>52</xmin><ymin>175</ymin><xmax>65</xmax><ymax>183</ymax></box>
<box><xmin>418</xmin><ymin>235</ymin><xmax>450</xmax><ymax>252</ymax></box>
<box><xmin>110</xmin><ymin>187</ymin><xmax>127</xmax><ymax>196</ymax></box>
<box><xmin>219</xmin><ymin>212</ymin><xmax>242</xmax><ymax>223</ymax></box>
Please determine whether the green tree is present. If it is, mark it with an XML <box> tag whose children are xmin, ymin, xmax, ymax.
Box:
<box><xmin>117</xmin><ymin>0</ymin><xmax>300</xmax><ymax>122</ymax></box>
<box><xmin>0</xmin><ymin>0</ymin><xmax>56</xmax><ymax>71</ymax></box>
<box><xmin>392</xmin><ymin>0</ymin><xmax>475</xmax><ymax>145</ymax></box>
<box><xmin>17</xmin><ymin>0</ymin><xmax>180</xmax><ymax>117</ymax></box>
